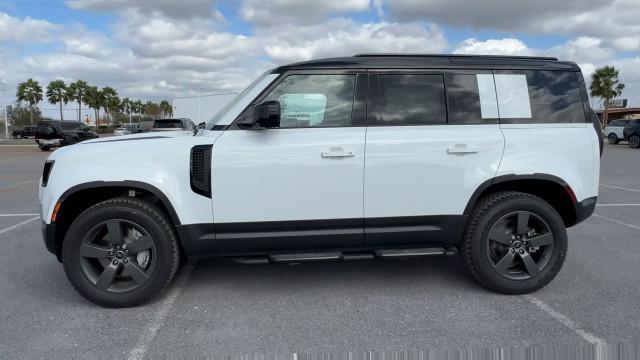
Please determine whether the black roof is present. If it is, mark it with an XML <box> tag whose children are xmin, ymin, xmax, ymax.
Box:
<box><xmin>271</xmin><ymin>54</ymin><xmax>580</xmax><ymax>72</ymax></box>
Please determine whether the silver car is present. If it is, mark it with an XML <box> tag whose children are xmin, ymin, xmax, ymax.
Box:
<box><xmin>604</xmin><ymin>119</ymin><xmax>630</xmax><ymax>144</ymax></box>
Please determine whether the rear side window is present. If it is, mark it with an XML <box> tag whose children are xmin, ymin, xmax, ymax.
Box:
<box><xmin>495</xmin><ymin>70</ymin><xmax>585</xmax><ymax>123</ymax></box>
<box><xmin>376</xmin><ymin>74</ymin><xmax>446</xmax><ymax>125</ymax></box>
<box><xmin>154</xmin><ymin>120</ymin><xmax>183</xmax><ymax>128</ymax></box>
<box><xmin>446</xmin><ymin>74</ymin><xmax>499</xmax><ymax>124</ymax></box>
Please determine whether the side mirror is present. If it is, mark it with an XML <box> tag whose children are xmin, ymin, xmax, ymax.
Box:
<box><xmin>254</xmin><ymin>101</ymin><xmax>280</xmax><ymax>129</ymax></box>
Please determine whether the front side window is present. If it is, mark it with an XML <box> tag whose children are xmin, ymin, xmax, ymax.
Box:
<box><xmin>263</xmin><ymin>74</ymin><xmax>356</xmax><ymax>128</ymax></box>
<box><xmin>376</xmin><ymin>74</ymin><xmax>447</xmax><ymax>126</ymax></box>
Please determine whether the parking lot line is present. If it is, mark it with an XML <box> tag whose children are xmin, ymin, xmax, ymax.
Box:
<box><xmin>0</xmin><ymin>180</ymin><xmax>38</xmax><ymax>190</ymax></box>
<box><xmin>0</xmin><ymin>216</ymin><xmax>40</xmax><ymax>235</ymax></box>
<box><xmin>592</xmin><ymin>214</ymin><xmax>640</xmax><ymax>231</ymax></box>
<box><xmin>0</xmin><ymin>213</ymin><xmax>39</xmax><ymax>217</ymax></box>
<box><xmin>596</xmin><ymin>204</ymin><xmax>640</xmax><ymax>207</ymax></box>
<box><xmin>127</xmin><ymin>262</ymin><xmax>196</xmax><ymax>360</ymax></box>
<box><xmin>524</xmin><ymin>295</ymin><xmax>606</xmax><ymax>350</ymax></box>
<box><xmin>600</xmin><ymin>184</ymin><xmax>640</xmax><ymax>193</ymax></box>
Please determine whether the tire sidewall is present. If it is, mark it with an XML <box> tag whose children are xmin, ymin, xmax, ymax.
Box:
<box><xmin>62</xmin><ymin>201</ymin><xmax>176</xmax><ymax>307</ymax></box>
<box><xmin>608</xmin><ymin>133</ymin><xmax>618</xmax><ymax>144</ymax></box>
<box><xmin>468</xmin><ymin>196</ymin><xmax>568</xmax><ymax>294</ymax></box>
<box><xmin>630</xmin><ymin>135</ymin><xmax>640</xmax><ymax>148</ymax></box>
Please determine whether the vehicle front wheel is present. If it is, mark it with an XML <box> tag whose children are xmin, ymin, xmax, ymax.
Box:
<box><xmin>62</xmin><ymin>197</ymin><xmax>180</xmax><ymax>307</ymax></box>
<box><xmin>608</xmin><ymin>133</ymin><xmax>619</xmax><ymax>144</ymax></box>
<box><xmin>461</xmin><ymin>191</ymin><xmax>567</xmax><ymax>294</ymax></box>
<box><xmin>629</xmin><ymin>135</ymin><xmax>640</xmax><ymax>148</ymax></box>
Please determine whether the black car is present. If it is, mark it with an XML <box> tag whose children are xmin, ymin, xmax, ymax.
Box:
<box><xmin>622</xmin><ymin>119</ymin><xmax>640</xmax><ymax>148</ymax></box>
<box><xmin>11</xmin><ymin>125</ymin><xmax>37</xmax><ymax>139</ymax></box>
<box><xmin>35</xmin><ymin>120</ymin><xmax>99</xmax><ymax>151</ymax></box>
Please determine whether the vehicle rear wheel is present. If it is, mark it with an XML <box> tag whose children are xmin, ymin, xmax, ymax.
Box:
<box><xmin>461</xmin><ymin>191</ymin><xmax>567</xmax><ymax>294</ymax></box>
<box><xmin>62</xmin><ymin>197</ymin><xmax>180</xmax><ymax>307</ymax></box>
<box><xmin>39</xmin><ymin>146</ymin><xmax>50</xmax><ymax>152</ymax></box>
<box><xmin>607</xmin><ymin>133</ymin><xmax>619</xmax><ymax>144</ymax></box>
<box><xmin>629</xmin><ymin>135</ymin><xmax>640</xmax><ymax>148</ymax></box>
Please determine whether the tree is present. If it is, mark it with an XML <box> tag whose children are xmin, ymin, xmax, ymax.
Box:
<box><xmin>144</xmin><ymin>101</ymin><xmax>162</xmax><ymax>119</ymax></box>
<box><xmin>68</xmin><ymin>80</ymin><xmax>88</xmax><ymax>122</ymax></box>
<box><xmin>85</xmin><ymin>86</ymin><xmax>103</xmax><ymax>128</ymax></box>
<box><xmin>46</xmin><ymin>80</ymin><xmax>69</xmax><ymax>122</ymax></box>
<box><xmin>134</xmin><ymin>100</ymin><xmax>143</xmax><ymax>116</ymax></box>
<box><xmin>16</xmin><ymin>79</ymin><xmax>43</xmax><ymax>124</ymax></box>
<box><xmin>159</xmin><ymin>100</ymin><xmax>172</xmax><ymax>118</ymax></box>
<box><xmin>590</xmin><ymin>66</ymin><xmax>625</xmax><ymax>127</ymax></box>
<box><xmin>101</xmin><ymin>87</ymin><xmax>119</xmax><ymax>124</ymax></box>
<box><xmin>121</xmin><ymin>97</ymin><xmax>133</xmax><ymax>124</ymax></box>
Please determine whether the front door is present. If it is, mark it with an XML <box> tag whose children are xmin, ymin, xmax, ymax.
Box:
<box><xmin>212</xmin><ymin>72</ymin><xmax>367</xmax><ymax>253</ymax></box>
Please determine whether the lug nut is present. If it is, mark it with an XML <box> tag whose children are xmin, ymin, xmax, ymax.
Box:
<box><xmin>519</xmin><ymin>249</ymin><xmax>525</xmax><ymax>254</ymax></box>
<box><xmin>112</xmin><ymin>260</ymin><xmax>119</xmax><ymax>265</ymax></box>
<box><xmin>125</xmin><ymin>249</ymin><xmax>129</xmax><ymax>254</ymax></box>
<box><xmin>510</xmin><ymin>248</ymin><xmax>515</xmax><ymax>253</ymax></box>
<box><xmin>116</xmin><ymin>245</ymin><xmax>121</xmax><ymax>249</ymax></box>
<box><xmin>123</xmin><ymin>259</ymin><xmax>128</xmax><ymax>264</ymax></box>
<box><xmin>108</xmin><ymin>251</ymin><xmax>114</xmax><ymax>256</ymax></box>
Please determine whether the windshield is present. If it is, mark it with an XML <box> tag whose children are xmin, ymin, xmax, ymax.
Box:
<box><xmin>206</xmin><ymin>72</ymin><xmax>278</xmax><ymax>128</ymax></box>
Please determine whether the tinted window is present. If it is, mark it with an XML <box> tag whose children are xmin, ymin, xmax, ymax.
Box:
<box><xmin>153</xmin><ymin>120</ymin><xmax>183</xmax><ymax>129</ymax></box>
<box><xmin>62</xmin><ymin>122</ymin><xmax>80</xmax><ymax>130</ymax></box>
<box><xmin>496</xmin><ymin>70</ymin><xmax>585</xmax><ymax>123</ymax></box>
<box><xmin>264</xmin><ymin>74</ymin><xmax>356</xmax><ymax>128</ymax></box>
<box><xmin>377</xmin><ymin>74</ymin><xmax>446</xmax><ymax>125</ymax></box>
<box><xmin>446</xmin><ymin>74</ymin><xmax>498</xmax><ymax>124</ymax></box>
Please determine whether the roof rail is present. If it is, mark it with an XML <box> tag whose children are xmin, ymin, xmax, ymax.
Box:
<box><xmin>353</xmin><ymin>53</ymin><xmax>558</xmax><ymax>61</ymax></box>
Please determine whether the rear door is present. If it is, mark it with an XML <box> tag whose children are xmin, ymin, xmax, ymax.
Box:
<box><xmin>211</xmin><ymin>71</ymin><xmax>368</xmax><ymax>253</ymax></box>
<box><xmin>363</xmin><ymin>70</ymin><xmax>505</xmax><ymax>246</ymax></box>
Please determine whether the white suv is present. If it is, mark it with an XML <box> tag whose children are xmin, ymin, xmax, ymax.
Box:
<box><xmin>39</xmin><ymin>54</ymin><xmax>602</xmax><ymax>307</ymax></box>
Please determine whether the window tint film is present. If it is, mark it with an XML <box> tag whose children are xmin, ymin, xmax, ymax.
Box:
<box><xmin>495</xmin><ymin>70</ymin><xmax>585</xmax><ymax>123</ymax></box>
<box><xmin>446</xmin><ymin>74</ymin><xmax>498</xmax><ymax>124</ymax></box>
<box><xmin>264</xmin><ymin>74</ymin><xmax>356</xmax><ymax>128</ymax></box>
<box><xmin>377</xmin><ymin>74</ymin><xmax>446</xmax><ymax>125</ymax></box>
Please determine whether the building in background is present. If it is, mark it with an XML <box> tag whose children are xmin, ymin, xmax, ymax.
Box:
<box><xmin>172</xmin><ymin>93</ymin><xmax>237</xmax><ymax>125</ymax></box>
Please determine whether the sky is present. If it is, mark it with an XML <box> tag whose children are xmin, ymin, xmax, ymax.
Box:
<box><xmin>1</xmin><ymin>0</ymin><xmax>639</xmax><ymax>119</ymax></box>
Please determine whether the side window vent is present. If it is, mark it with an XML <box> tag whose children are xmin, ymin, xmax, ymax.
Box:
<box><xmin>190</xmin><ymin>145</ymin><xmax>212</xmax><ymax>198</ymax></box>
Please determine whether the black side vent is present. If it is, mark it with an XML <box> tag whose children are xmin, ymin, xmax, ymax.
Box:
<box><xmin>42</xmin><ymin>160</ymin><xmax>54</xmax><ymax>187</ymax></box>
<box><xmin>190</xmin><ymin>145</ymin><xmax>212</xmax><ymax>198</ymax></box>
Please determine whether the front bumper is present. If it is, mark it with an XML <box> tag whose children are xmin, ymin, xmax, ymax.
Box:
<box><xmin>36</xmin><ymin>139</ymin><xmax>63</xmax><ymax>147</ymax></box>
<box><xmin>41</xmin><ymin>221</ymin><xmax>61</xmax><ymax>261</ymax></box>
<box><xmin>574</xmin><ymin>196</ymin><xmax>597</xmax><ymax>225</ymax></box>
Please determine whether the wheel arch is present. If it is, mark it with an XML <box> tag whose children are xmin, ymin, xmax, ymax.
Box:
<box><xmin>50</xmin><ymin>181</ymin><xmax>181</xmax><ymax>261</ymax></box>
<box><xmin>464</xmin><ymin>174</ymin><xmax>578</xmax><ymax>227</ymax></box>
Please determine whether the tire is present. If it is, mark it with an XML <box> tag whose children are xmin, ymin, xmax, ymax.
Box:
<box><xmin>39</xmin><ymin>146</ymin><xmax>50</xmax><ymax>152</ymax></box>
<box><xmin>70</xmin><ymin>137</ymin><xmax>79</xmax><ymax>145</ymax></box>
<box><xmin>62</xmin><ymin>197</ymin><xmax>180</xmax><ymax>307</ymax></box>
<box><xmin>629</xmin><ymin>135</ymin><xmax>640</xmax><ymax>149</ymax></box>
<box><xmin>607</xmin><ymin>133</ymin><xmax>619</xmax><ymax>144</ymax></box>
<box><xmin>461</xmin><ymin>191</ymin><xmax>567</xmax><ymax>294</ymax></box>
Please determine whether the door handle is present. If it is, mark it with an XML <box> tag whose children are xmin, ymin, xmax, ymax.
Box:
<box><xmin>321</xmin><ymin>148</ymin><xmax>354</xmax><ymax>158</ymax></box>
<box><xmin>447</xmin><ymin>144</ymin><xmax>479</xmax><ymax>154</ymax></box>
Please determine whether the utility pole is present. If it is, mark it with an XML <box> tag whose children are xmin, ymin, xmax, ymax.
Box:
<box><xmin>0</xmin><ymin>82</ymin><xmax>7</xmax><ymax>139</ymax></box>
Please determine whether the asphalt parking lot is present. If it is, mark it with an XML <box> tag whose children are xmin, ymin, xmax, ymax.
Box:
<box><xmin>1</xmin><ymin>140</ymin><xmax>640</xmax><ymax>359</ymax></box>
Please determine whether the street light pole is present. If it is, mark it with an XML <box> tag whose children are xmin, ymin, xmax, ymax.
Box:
<box><xmin>0</xmin><ymin>83</ymin><xmax>7</xmax><ymax>139</ymax></box>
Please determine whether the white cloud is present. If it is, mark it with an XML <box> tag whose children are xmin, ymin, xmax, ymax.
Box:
<box><xmin>65</xmin><ymin>0</ymin><xmax>220</xmax><ymax>20</ymax></box>
<box><xmin>0</xmin><ymin>13</ymin><xmax>56</xmax><ymax>43</ymax></box>
<box><xmin>453</xmin><ymin>38</ymin><xmax>533</xmax><ymax>56</ymax></box>
<box><xmin>241</xmin><ymin>0</ymin><xmax>371</xmax><ymax>27</ymax></box>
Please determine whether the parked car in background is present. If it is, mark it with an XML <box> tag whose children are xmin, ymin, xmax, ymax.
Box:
<box><xmin>126</xmin><ymin>123</ymin><xmax>144</xmax><ymax>134</ymax></box>
<box><xmin>11</xmin><ymin>125</ymin><xmax>37</xmax><ymax>139</ymax></box>
<box><xmin>623</xmin><ymin>119</ymin><xmax>640</xmax><ymax>148</ymax></box>
<box><xmin>604</xmin><ymin>119</ymin><xmax>630</xmax><ymax>144</ymax></box>
<box><xmin>150</xmin><ymin>118</ymin><xmax>195</xmax><ymax>134</ymax></box>
<box><xmin>113</xmin><ymin>127</ymin><xmax>131</xmax><ymax>136</ymax></box>
<box><xmin>35</xmin><ymin>120</ymin><xmax>99</xmax><ymax>151</ymax></box>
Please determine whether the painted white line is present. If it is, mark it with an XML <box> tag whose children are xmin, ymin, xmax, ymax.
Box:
<box><xmin>127</xmin><ymin>262</ymin><xmax>195</xmax><ymax>360</ymax></box>
<box><xmin>0</xmin><ymin>180</ymin><xmax>38</xmax><ymax>190</ymax></box>
<box><xmin>524</xmin><ymin>295</ymin><xmax>606</xmax><ymax>350</ymax></box>
<box><xmin>0</xmin><ymin>216</ymin><xmax>39</xmax><ymax>235</ymax></box>
<box><xmin>596</xmin><ymin>204</ymin><xmax>640</xmax><ymax>207</ymax></box>
<box><xmin>0</xmin><ymin>214</ymin><xmax>39</xmax><ymax>217</ymax></box>
<box><xmin>600</xmin><ymin>184</ymin><xmax>640</xmax><ymax>193</ymax></box>
<box><xmin>593</xmin><ymin>214</ymin><xmax>640</xmax><ymax>230</ymax></box>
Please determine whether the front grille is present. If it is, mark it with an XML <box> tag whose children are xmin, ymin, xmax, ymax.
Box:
<box><xmin>190</xmin><ymin>145</ymin><xmax>212</xmax><ymax>198</ymax></box>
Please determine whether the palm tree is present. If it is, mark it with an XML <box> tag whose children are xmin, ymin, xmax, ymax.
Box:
<box><xmin>46</xmin><ymin>80</ymin><xmax>69</xmax><ymax>122</ymax></box>
<box><xmin>590</xmin><ymin>66</ymin><xmax>625</xmax><ymax>127</ymax></box>
<box><xmin>101</xmin><ymin>87</ymin><xmax>119</xmax><ymax>124</ymax></box>
<box><xmin>159</xmin><ymin>100</ymin><xmax>172</xmax><ymax>117</ymax></box>
<box><xmin>121</xmin><ymin>97</ymin><xmax>133</xmax><ymax>124</ymax></box>
<box><xmin>16</xmin><ymin>79</ymin><xmax>43</xmax><ymax>124</ymax></box>
<box><xmin>85</xmin><ymin>86</ymin><xmax>103</xmax><ymax>128</ymax></box>
<box><xmin>134</xmin><ymin>100</ymin><xmax>143</xmax><ymax>117</ymax></box>
<box><xmin>68</xmin><ymin>80</ymin><xmax>88</xmax><ymax>122</ymax></box>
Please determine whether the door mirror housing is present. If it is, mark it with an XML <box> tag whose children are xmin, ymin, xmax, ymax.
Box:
<box><xmin>254</xmin><ymin>101</ymin><xmax>280</xmax><ymax>128</ymax></box>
